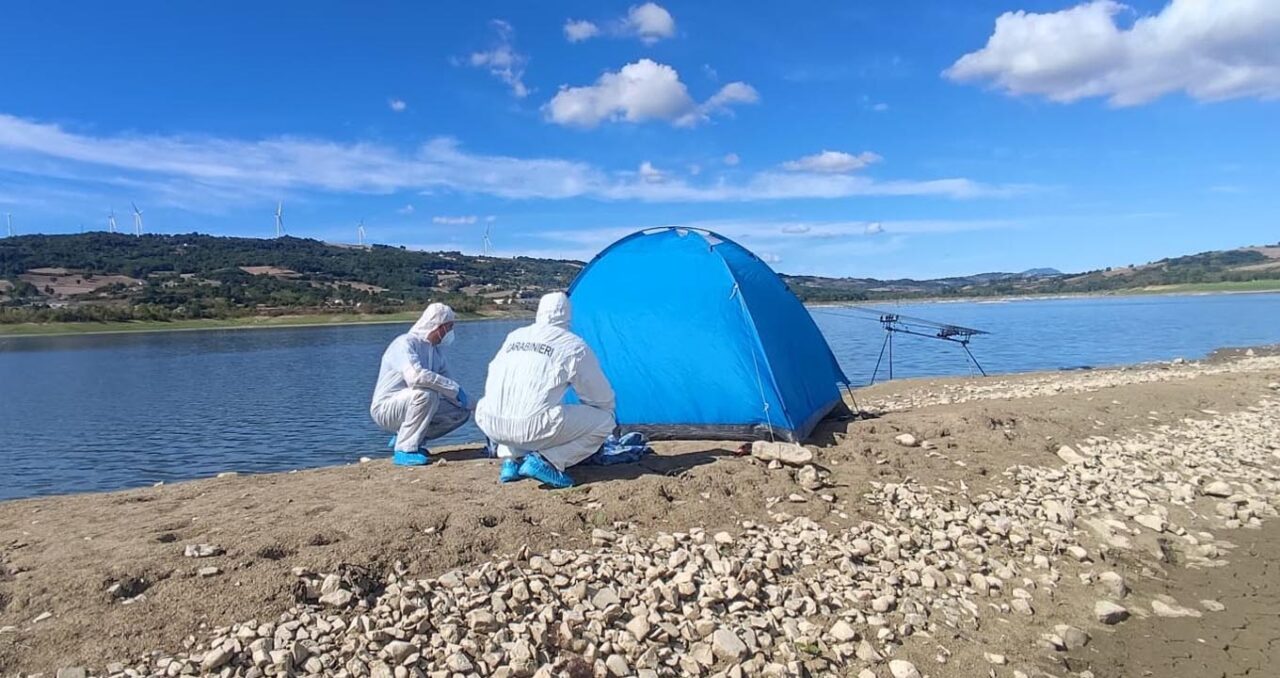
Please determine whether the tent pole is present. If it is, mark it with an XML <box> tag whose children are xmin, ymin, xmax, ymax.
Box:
<box><xmin>888</xmin><ymin>329</ymin><xmax>893</xmax><ymax>381</ymax></box>
<box><xmin>869</xmin><ymin>331</ymin><xmax>891</xmax><ymax>385</ymax></box>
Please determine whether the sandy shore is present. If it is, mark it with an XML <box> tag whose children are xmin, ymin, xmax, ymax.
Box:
<box><xmin>2</xmin><ymin>348</ymin><xmax>1279</xmax><ymax>677</ymax></box>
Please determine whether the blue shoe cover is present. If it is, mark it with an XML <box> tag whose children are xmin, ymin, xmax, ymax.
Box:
<box><xmin>499</xmin><ymin>458</ymin><xmax>522</xmax><ymax>483</ymax></box>
<box><xmin>392</xmin><ymin>450</ymin><xmax>431</xmax><ymax>466</ymax></box>
<box><xmin>518</xmin><ymin>454</ymin><xmax>574</xmax><ymax>489</ymax></box>
<box><xmin>387</xmin><ymin>435</ymin><xmax>398</xmax><ymax>449</ymax></box>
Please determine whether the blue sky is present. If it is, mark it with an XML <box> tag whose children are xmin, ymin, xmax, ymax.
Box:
<box><xmin>1</xmin><ymin>1</ymin><xmax>1276</xmax><ymax>278</ymax></box>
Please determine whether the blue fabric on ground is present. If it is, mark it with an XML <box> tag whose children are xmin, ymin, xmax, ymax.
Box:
<box><xmin>583</xmin><ymin>431</ymin><xmax>653</xmax><ymax>466</ymax></box>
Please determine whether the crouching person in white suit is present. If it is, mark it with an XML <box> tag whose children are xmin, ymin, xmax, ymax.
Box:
<box><xmin>475</xmin><ymin>292</ymin><xmax>615</xmax><ymax>488</ymax></box>
<box><xmin>370</xmin><ymin>303</ymin><xmax>474</xmax><ymax>466</ymax></box>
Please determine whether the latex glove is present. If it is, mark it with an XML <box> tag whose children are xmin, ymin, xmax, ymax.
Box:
<box><xmin>456</xmin><ymin>388</ymin><xmax>474</xmax><ymax>410</ymax></box>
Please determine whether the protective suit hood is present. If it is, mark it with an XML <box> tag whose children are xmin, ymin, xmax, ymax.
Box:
<box><xmin>536</xmin><ymin>292</ymin><xmax>571</xmax><ymax>328</ymax></box>
<box><xmin>411</xmin><ymin>303</ymin><xmax>456</xmax><ymax>339</ymax></box>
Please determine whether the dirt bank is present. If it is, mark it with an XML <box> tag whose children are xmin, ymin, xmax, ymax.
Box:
<box><xmin>2</xmin><ymin>351</ymin><xmax>1279</xmax><ymax>677</ymax></box>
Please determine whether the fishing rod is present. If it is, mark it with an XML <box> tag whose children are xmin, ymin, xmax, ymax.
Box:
<box><xmin>812</xmin><ymin>305</ymin><xmax>990</xmax><ymax>384</ymax></box>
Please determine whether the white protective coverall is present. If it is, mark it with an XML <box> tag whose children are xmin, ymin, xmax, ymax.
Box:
<box><xmin>475</xmin><ymin>293</ymin><xmax>616</xmax><ymax>471</ymax></box>
<box><xmin>370</xmin><ymin>304</ymin><xmax>471</xmax><ymax>453</ymax></box>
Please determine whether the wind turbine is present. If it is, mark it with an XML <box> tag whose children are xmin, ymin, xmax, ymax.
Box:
<box><xmin>131</xmin><ymin>202</ymin><xmax>144</xmax><ymax>236</ymax></box>
<box><xmin>482</xmin><ymin>223</ymin><xmax>493</xmax><ymax>257</ymax></box>
<box><xmin>274</xmin><ymin>202</ymin><xmax>285</xmax><ymax>238</ymax></box>
<box><xmin>107</xmin><ymin>209</ymin><xmax>118</xmax><ymax>234</ymax></box>
<box><xmin>357</xmin><ymin>219</ymin><xmax>367</xmax><ymax>247</ymax></box>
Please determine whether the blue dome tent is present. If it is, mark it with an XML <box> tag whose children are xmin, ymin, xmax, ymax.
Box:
<box><xmin>568</xmin><ymin>227</ymin><xmax>850</xmax><ymax>442</ymax></box>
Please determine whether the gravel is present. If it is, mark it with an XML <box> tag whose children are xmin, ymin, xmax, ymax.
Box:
<box><xmin>87</xmin><ymin>387</ymin><xmax>1280</xmax><ymax>677</ymax></box>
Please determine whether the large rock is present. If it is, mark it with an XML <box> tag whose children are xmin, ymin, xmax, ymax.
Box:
<box><xmin>605</xmin><ymin>654</ymin><xmax>629</xmax><ymax>677</ymax></box>
<box><xmin>1134</xmin><ymin>514</ymin><xmax>1167</xmax><ymax>532</ymax></box>
<box><xmin>830</xmin><ymin>619</ymin><xmax>858</xmax><ymax>642</ymax></box>
<box><xmin>446</xmin><ymin>652</ymin><xmax>474</xmax><ymax>673</ymax></box>
<box><xmin>319</xmin><ymin>589</ymin><xmax>354</xmax><ymax>608</ymax></box>
<box><xmin>383</xmin><ymin>640</ymin><xmax>417</xmax><ymax>664</ymax></box>
<box><xmin>1058</xmin><ymin>625</ymin><xmax>1090</xmax><ymax>650</ymax></box>
<box><xmin>893</xmin><ymin>434</ymin><xmax>919</xmax><ymax>448</ymax></box>
<box><xmin>201</xmin><ymin>647</ymin><xmax>232</xmax><ymax>672</ymax></box>
<box><xmin>1097</xmin><ymin>571</ymin><xmax>1129</xmax><ymax>598</ymax></box>
<box><xmin>1056</xmin><ymin>445</ymin><xmax>1087</xmax><ymax>465</ymax></box>
<box><xmin>712</xmin><ymin>629</ymin><xmax>748</xmax><ymax>661</ymax></box>
<box><xmin>1152</xmin><ymin>599</ymin><xmax>1202</xmax><ymax>619</ymax></box>
<box><xmin>1201</xmin><ymin>481</ymin><xmax>1232</xmax><ymax>497</ymax></box>
<box><xmin>183</xmin><ymin>544</ymin><xmax>223</xmax><ymax>558</ymax></box>
<box><xmin>888</xmin><ymin>660</ymin><xmax>921</xmax><ymax>678</ymax></box>
<box><xmin>1095</xmin><ymin>600</ymin><xmax>1130</xmax><ymax>625</ymax></box>
<box><xmin>750</xmin><ymin>441</ymin><xmax>814</xmax><ymax>466</ymax></box>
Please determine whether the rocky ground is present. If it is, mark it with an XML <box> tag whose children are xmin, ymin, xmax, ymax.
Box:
<box><xmin>3</xmin><ymin>348</ymin><xmax>1280</xmax><ymax>678</ymax></box>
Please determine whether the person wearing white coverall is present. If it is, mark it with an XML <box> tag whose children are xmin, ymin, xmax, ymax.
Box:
<box><xmin>475</xmin><ymin>292</ymin><xmax>615</xmax><ymax>488</ymax></box>
<box><xmin>370</xmin><ymin>303</ymin><xmax>473</xmax><ymax>466</ymax></box>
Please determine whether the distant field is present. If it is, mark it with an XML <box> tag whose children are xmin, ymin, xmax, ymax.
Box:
<box><xmin>0</xmin><ymin>312</ymin><xmax>429</xmax><ymax>337</ymax></box>
<box><xmin>1118</xmin><ymin>280</ymin><xmax>1280</xmax><ymax>295</ymax></box>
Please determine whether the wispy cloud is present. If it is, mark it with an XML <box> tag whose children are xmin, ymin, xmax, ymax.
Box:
<box><xmin>433</xmin><ymin>215</ymin><xmax>478</xmax><ymax>225</ymax></box>
<box><xmin>388</xmin><ymin>98</ymin><xmax>407</xmax><ymax>113</ymax></box>
<box><xmin>782</xmin><ymin>150</ymin><xmax>882</xmax><ymax>173</ymax></box>
<box><xmin>532</xmin><ymin>218</ymin><xmax>1012</xmax><ymax>274</ymax></box>
<box><xmin>397</xmin><ymin>203</ymin><xmax>415</xmax><ymax>214</ymax></box>
<box><xmin>466</xmin><ymin>20</ymin><xmax>529</xmax><ymax>98</ymax></box>
<box><xmin>0</xmin><ymin>113</ymin><xmax>1024</xmax><ymax>207</ymax></box>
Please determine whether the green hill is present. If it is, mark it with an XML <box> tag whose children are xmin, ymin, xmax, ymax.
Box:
<box><xmin>0</xmin><ymin>233</ymin><xmax>579</xmax><ymax>323</ymax></box>
<box><xmin>2</xmin><ymin>233</ymin><xmax>1278</xmax><ymax>326</ymax></box>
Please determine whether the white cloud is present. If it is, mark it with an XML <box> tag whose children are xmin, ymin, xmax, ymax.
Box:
<box><xmin>781</xmin><ymin>224</ymin><xmax>811</xmax><ymax>234</ymax></box>
<box><xmin>397</xmin><ymin>204</ymin><xmax>415</xmax><ymax>215</ymax></box>
<box><xmin>865</xmin><ymin>221</ymin><xmax>885</xmax><ymax>235</ymax></box>
<box><xmin>688</xmin><ymin>163</ymin><xmax>702</xmax><ymax>176</ymax></box>
<box><xmin>545</xmin><ymin>59</ymin><xmax>758</xmax><ymax>128</ymax></box>
<box><xmin>702</xmin><ymin>81</ymin><xmax>761</xmax><ymax>114</ymax></box>
<box><xmin>782</xmin><ymin>150</ymin><xmax>883</xmax><ymax>173</ymax></box>
<box><xmin>946</xmin><ymin>0</ymin><xmax>1280</xmax><ymax>106</ymax></box>
<box><xmin>467</xmin><ymin>20</ymin><xmax>529</xmax><ymax>98</ymax></box>
<box><xmin>485</xmin><ymin>215</ymin><xmax>497</xmax><ymax>223</ymax></box>
<box><xmin>563</xmin><ymin>19</ymin><xmax>600</xmax><ymax>42</ymax></box>
<box><xmin>758</xmin><ymin>252</ymin><xmax>782</xmax><ymax>264</ymax></box>
<box><xmin>433</xmin><ymin>215</ymin><xmax>478</xmax><ymax>225</ymax></box>
<box><xmin>624</xmin><ymin>3</ymin><xmax>676</xmax><ymax>43</ymax></box>
<box><xmin>0</xmin><ymin>113</ymin><xmax>1020</xmax><ymax>205</ymax></box>
<box><xmin>723</xmin><ymin>153</ymin><xmax>740</xmax><ymax>166</ymax></box>
<box><xmin>637</xmin><ymin>161</ymin><xmax>665</xmax><ymax>183</ymax></box>
<box><xmin>872</xmin><ymin>102</ymin><xmax>889</xmax><ymax>112</ymax></box>
<box><xmin>563</xmin><ymin>4</ymin><xmax>677</xmax><ymax>45</ymax></box>
<box><xmin>388</xmin><ymin>99</ymin><xmax>407</xmax><ymax>113</ymax></box>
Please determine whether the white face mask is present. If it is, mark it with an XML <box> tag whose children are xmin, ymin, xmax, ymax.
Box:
<box><xmin>440</xmin><ymin>328</ymin><xmax>456</xmax><ymax>346</ymax></box>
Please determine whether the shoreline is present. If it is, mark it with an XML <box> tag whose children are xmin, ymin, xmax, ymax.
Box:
<box><xmin>4</xmin><ymin>283</ymin><xmax>1278</xmax><ymax>340</ymax></box>
<box><xmin>0</xmin><ymin>309</ymin><xmax>532</xmax><ymax>340</ymax></box>
<box><xmin>2</xmin><ymin>349</ymin><xmax>1279</xmax><ymax>675</ymax></box>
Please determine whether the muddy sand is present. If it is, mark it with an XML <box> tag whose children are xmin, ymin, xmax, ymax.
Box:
<box><xmin>3</xmin><ymin>348</ymin><xmax>1280</xmax><ymax>677</ymax></box>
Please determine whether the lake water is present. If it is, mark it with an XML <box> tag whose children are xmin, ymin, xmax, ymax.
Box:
<box><xmin>2</xmin><ymin>293</ymin><xmax>1278</xmax><ymax>500</ymax></box>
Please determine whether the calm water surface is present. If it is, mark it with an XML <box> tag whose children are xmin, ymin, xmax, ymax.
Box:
<box><xmin>2</xmin><ymin>293</ymin><xmax>1278</xmax><ymax>500</ymax></box>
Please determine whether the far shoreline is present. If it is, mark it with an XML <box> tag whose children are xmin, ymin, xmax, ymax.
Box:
<box><xmin>3</xmin><ymin>281</ymin><xmax>1279</xmax><ymax>340</ymax></box>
